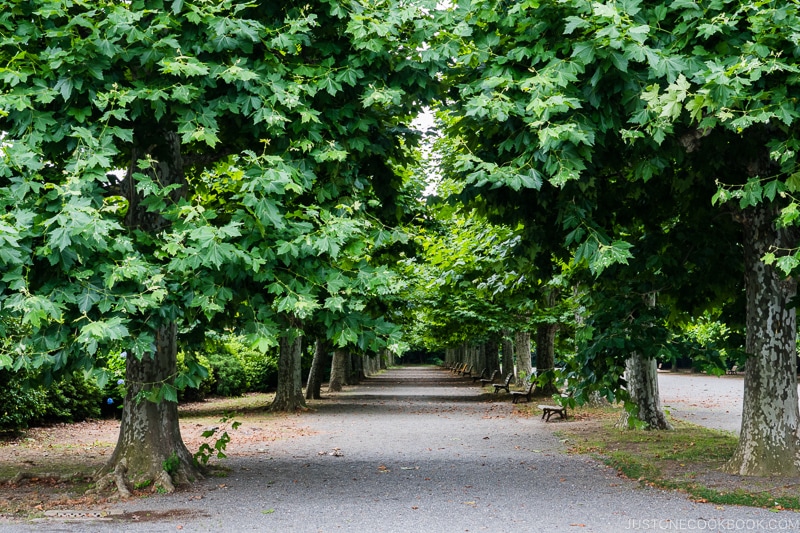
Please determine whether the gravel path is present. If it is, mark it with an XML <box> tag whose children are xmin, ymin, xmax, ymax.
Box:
<box><xmin>4</xmin><ymin>367</ymin><xmax>800</xmax><ymax>532</ymax></box>
<box><xmin>658</xmin><ymin>372</ymin><xmax>745</xmax><ymax>434</ymax></box>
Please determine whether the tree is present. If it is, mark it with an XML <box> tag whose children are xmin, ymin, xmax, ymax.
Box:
<box><xmin>436</xmin><ymin>0</ymin><xmax>800</xmax><ymax>472</ymax></box>
<box><xmin>597</xmin><ymin>0</ymin><xmax>800</xmax><ymax>474</ymax></box>
<box><xmin>0</xmin><ymin>0</ymin><xmax>443</xmax><ymax>489</ymax></box>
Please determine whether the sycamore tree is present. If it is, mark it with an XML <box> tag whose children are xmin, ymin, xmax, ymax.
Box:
<box><xmin>0</xmin><ymin>0</ymin><xmax>442</xmax><ymax>492</ymax></box>
<box><xmin>561</xmin><ymin>0</ymin><xmax>800</xmax><ymax>475</ymax></box>
<box><xmin>399</xmin><ymin>179</ymin><xmax>549</xmax><ymax>380</ymax></box>
<box><xmin>438</xmin><ymin>0</ymin><xmax>800</xmax><ymax>474</ymax></box>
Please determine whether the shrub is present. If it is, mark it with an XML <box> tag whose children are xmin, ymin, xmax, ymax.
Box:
<box><xmin>229</xmin><ymin>339</ymin><xmax>278</xmax><ymax>393</ymax></box>
<box><xmin>37</xmin><ymin>372</ymin><xmax>103</xmax><ymax>423</ymax></box>
<box><xmin>0</xmin><ymin>370</ymin><xmax>48</xmax><ymax>432</ymax></box>
<box><xmin>205</xmin><ymin>351</ymin><xmax>249</xmax><ymax>397</ymax></box>
<box><xmin>0</xmin><ymin>370</ymin><xmax>103</xmax><ymax>431</ymax></box>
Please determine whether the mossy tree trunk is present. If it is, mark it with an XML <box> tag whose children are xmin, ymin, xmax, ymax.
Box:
<box><xmin>97</xmin><ymin>324</ymin><xmax>200</xmax><ymax>494</ymax></box>
<box><xmin>619</xmin><ymin>351</ymin><xmax>672</xmax><ymax>430</ymax></box>
<box><xmin>535</xmin><ymin>323</ymin><xmax>560</xmax><ymax>397</ymax></box>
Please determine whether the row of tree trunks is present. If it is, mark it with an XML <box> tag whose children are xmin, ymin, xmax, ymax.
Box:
<box><xmin>305</xmin><ymin>343</ymin><xmax>390</xmax><ymax>399</ymax></box>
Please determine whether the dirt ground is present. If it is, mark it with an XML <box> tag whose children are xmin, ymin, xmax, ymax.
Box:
<box><xmin>0</xmin><ymin>393</ymin><xmax>310</xmax><ymax>517</ymax></box>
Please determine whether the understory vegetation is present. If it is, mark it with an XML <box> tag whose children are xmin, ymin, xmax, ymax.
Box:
<box><xmin>0</xmin><ymin>334</ymin><xmax>280</xmax><ymax>433</ymax></box>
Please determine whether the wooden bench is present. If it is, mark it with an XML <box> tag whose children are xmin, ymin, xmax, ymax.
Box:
<box><xmin>510</xmin><ymin>381</ymin><xmax>536</xmax><ymax>404</ymax></box>
<box><xmin>452</xmin><ymin>362</ymin><xmax>467</xmax><ymax>375</ymax></box>
<box><xmin>471</xmin><ymin>368</ymin><xmax>488</xmax><ymax>383</ymax></box>
<box><xmin>461</xmin><ymin>365</ymin><xmax>474</xmax><ymax>377</ymax></box>
<box><xmin>493</xmin><ymin>373</ymin><xmax>513</xmax><ymax>394</ymax></box>
<box><xmin>726</xmin><ymin>365</ymin><xmax>739</xmax><ymax>375</ymax></box>
<box><xmin>479</xmin><ymin>370</ymin><xmax>499</xmax><ymax>387</ymax></box>
<box><xmin>538</xmin><ymin>404</ymin><xmax>567</xmax><ymax>421</ymax></box>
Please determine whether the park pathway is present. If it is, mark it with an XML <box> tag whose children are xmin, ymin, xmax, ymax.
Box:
<box><xmin>6</xmin><ymin>366</ymin><xmax>800</xmax><ymax>532</ymax></box>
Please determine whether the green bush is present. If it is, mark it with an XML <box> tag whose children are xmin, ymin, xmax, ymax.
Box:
<box><xmin>205</xmin><ymin>351</ymin><xmax>249</xmax><ymax>397</ymax></box>
<box><xmin>0</xmin><ymin>370</ymin><xmax>48</xmax><ymax>432</ymax></box>
<box><xmin>0</xmin><ymin>370</ymin><xmax>103</xmax><ymax>432</ymax></box>
<box><xmin>97</xmin><ymin>350</ymin><xmax>127</xmax><ymax>416</ymax></box>
<box><xmin>37</xmin><ymin>372</ymin><xmax>103</xmax><ymax>423</ymax></box>
<box><xmin>228</xmin><ymin>339</ymin><xmax>278</xmax><ymax>393</ymax></box>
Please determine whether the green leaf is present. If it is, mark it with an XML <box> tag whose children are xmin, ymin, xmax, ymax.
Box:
<box><xmin>162</xmin><ymin>383</ymin><xmax>178</xmax><ymax>403</ymax></box>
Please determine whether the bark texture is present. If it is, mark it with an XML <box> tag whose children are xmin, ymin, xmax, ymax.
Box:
<box><xmin>500</xmin><ymin>330</ymin><xmax>514</xmax><ymax>379</ymax></box>
<box><xmin>514</xmin><ymin>331</ymin><xmax>534</xmax><ymax>386</ymax></box>
<box><xmin>619</xmin><ymin>351</ymin><xmax>672</xmax><ymax>430</ymax></box>
<box><xmin>271</xmin><ymin>333</ymin><xmax>307</xmax><ymax>411</ymax></box>
<box><xmin>535</xmin><ymin>322</ymin><xmax>560</xmax><ymax>397</ymax></box>
<box><xmin>328</xmin><ymin>348</ymin><xmax>347</xmax><ymax>392</ymax></box>
<box><xmin>724</xmin><ymin>205</ymin><xmax>800</xmax><ymax>476</ymax></box>
<box><xmin>305</xmin><ymin>339</ymin><xmax>328</xmax><ymax>400</ymax></box>
<box><xmin>97</xmin><ymin>324</ymin><xmax>199</xmax><ymax>493</ymax></box>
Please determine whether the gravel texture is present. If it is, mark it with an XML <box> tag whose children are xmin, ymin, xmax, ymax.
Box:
<box><xmin>2</xmin><ymin>366</ymin><xmax>799</xmax><ymax>533</ymax></box>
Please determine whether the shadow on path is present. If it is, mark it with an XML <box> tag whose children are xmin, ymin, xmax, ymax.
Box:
<box><xmin>311</xmin><ymin>366</ymin><xmax>496</xmax><ymax>414</ymax></box>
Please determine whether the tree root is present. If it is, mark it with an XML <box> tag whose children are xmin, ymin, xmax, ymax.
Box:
<box><xmin>87</xmin><ymin>459</ymin><xmax>131</xmax><ymax>498</ymax></box>
<box><xmin>156</xmin><ymin>470</ymin><xmax>175</xmax><ymax>493</ymax></box>
<box><xmin>2</xmin><ymin>471</ymin><xmax>93</xmax><ymax>485</ymax></box>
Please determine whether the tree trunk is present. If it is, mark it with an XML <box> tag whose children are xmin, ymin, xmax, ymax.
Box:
<box><xmin>328</xmin><ymin>348</ymin><xmax>347</xmax><ymax>392</ymax></box>
<box><xmin>343</xmin><ymin>349</ymin><xmax>355</xmax><ymax>384</ymax></box>
<box><xmin>96</xmin><ymin>129</ymin><xmax>201</xmax><ymax>493</ymax></box>
<box><xmin>514</xmin><ymin>331</ymin><xmax>533</xmax><ymax>386</ymax></box>
<box><xmin>271</xmin><ymin>333</ymin><xmax>307</xmax><ymax>411</ymax></box>
<box><xmin>485</xmin><ymin>338</ymin><xmax>500</xmax><ymax>375</ymax></box>
<box><xmin>305</xmin><ymin>339</ymin><xmax>328</xmax><ymax>400</ymax></box>
<box><xmin>619</xmin><ymin>351</ymin><xmax>672</xmax><ymax>430</ymax></box>
<box><xmin>96</xmin><ymin>324</ymin><xmax>199</xmax><ymax>494</ymax></box>
<box><xmin>535</xmin><ymin>322</ymin><xmax>560</xmax><ymax>396</ymax></box>
<box><xmin>724</xmin><ymin>204</ymin><xmax>800</xmax><ymax>476</ymax></box>
<box><xmin>474</xmin><ymin>343</ymin><xmax>487</xmax><ymax>376</ymax></box>
<box><xmin>501</xmin><ymin>330</ymin><xmax>514</xmax><ymax>379</ymax></box>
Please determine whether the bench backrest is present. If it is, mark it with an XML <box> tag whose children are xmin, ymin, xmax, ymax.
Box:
<box><xmin>502</xmin><ymin>373</ymin><xmax>513</xmax><ymax>385</ymax></box>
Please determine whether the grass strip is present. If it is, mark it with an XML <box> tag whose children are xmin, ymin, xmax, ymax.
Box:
<box><xmin>534</xmin><ymin>405</ymin><xmax>800</xmax><ymax>511</ymax></box>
